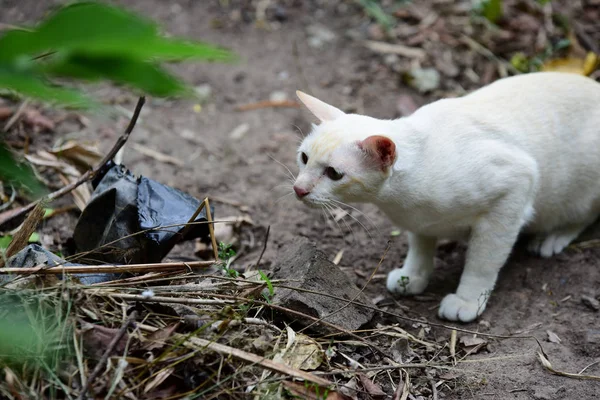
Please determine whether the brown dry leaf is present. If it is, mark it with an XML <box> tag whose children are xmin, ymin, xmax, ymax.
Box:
<box><xmin>142</xmin><ymin>323</ymin><xmax>180</xmax><ymax>351</ymax></box>
<box><xmin>459</xmin><ymin>335</ymin><xmax>487</xmax><ymax>348</ymax></box>
<box><xmin>50</xmin><ymin>140</ymin><xmax>103</xmax><ymax>170</ymax></box>
<box><xmin>546</xmin><ymin>330</ymin><xmax>562</xmax><ymax>344</ymax></box>
<box><xmin>23</xmin><ymin>108</ymin><xmax>55</xmax><ymax>131</ymax></box>
<box><xmin>58</xmin><ymin>173</ymin><xmax>91</xmax><ymax>211</ymax></box>
<box><xmin>273</xmin><ymin>327</ymin><xmax>324</xmax><ymax>370</ymax></box>
<box><xmin>357</xmin><ymin>373</ymin><xmax>386</xmax><ymax>398</ymax></box>
<box><xmin>80</xmin><ymin>322</ymin><xmax>130</xmax><ymax>359</ymax></box>
<box><xmin>0</xmin><ymin>107</ymin><xmax>12</xmax><ymax>120</ymax></box>
<box><xmin>541</xmin><ymin>52</ymin><xmax>599</xmax><ymax>76</ymax></box>
<box><xmin>143</xmin><ymin>367</ymin><xmax>175</xmax><ymax>394</ymax></box>
<box><xmin>282</xmin><ymin>381</ymin><xmax>351</xmax><ymax>400</ymax></box>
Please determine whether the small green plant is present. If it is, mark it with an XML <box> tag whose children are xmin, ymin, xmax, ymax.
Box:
<box><xmin>258</xmin><ymin>270</ymin><xmax>274</xmax><ymax>302</ymax></box>
<box><xmin>356</xmin><ymin>0</ymin><xmax>396</xmax><ymax>32</ymax></box>
<box><xmin>217</xmin><ymin>242</ymin><xmax>238</xmax><ymax>278</ymax></box>
<box><xmin>399</xmin><ymin>275</ymin><xmax>410</xmax><ymax>292</ymax></box>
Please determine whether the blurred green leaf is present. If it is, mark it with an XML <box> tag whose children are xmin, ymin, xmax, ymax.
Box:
<box><xmin>0</xmin><ymin>294</ymin><xmax>70</xmax><ymax>370</ymax></box>
<box><xmin>44</xmin><ymin>54</ymin><xmax>188</xmax><ymax>97</ymax></box>
<box><xmin>0</xmin><ymin>67</ymin><xmax>93</xmax><ymax>107</ymax></box>
<box><xmin>0</xmin><ymin>2</ymin><xmax>232</xmax><ymax>62</ymax></box>
<box><xmin>0</xmin><ymin>235</ymin><xmax>12</xmax><ymax>251</ymax></box>
<box><xmin>0</xmin><ymin>143</ymin><xmax>47</xmax><ymax>198</ymax></box>
<box><xmin>357</xmin><ymin>0</ymin><xmax>396</xmax><ymax>31</ymax></box>
<box><xmin>28</xmin><ymin>232</ymin><xmax>40</xmax><ymax>243</ymax></box>
<box><xmin>481</xmin><ymin>0</ymin><xmax>503</xmax><ymax>23</ymax></box>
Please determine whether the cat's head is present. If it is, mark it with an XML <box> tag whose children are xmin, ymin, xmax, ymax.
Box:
<box><xmin>293</xmin><ymin>91</ymin><xmax>397</xmax><ymax>206</ymax></box>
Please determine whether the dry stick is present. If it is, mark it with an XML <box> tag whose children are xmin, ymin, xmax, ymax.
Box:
<box><xmin>0</xmin><ymin>96</ymin><xmax>146</xmax><ymax>228</ymax></box>
<box><xmin>77</xmin><ymin>311</ymin><xmax>138</xmax><ymax>400</ymax></box>
<box><xmin>178</xmin><ymin>197</ymin><xmax>219</xmax><ymax>261</ymax></box>
<box><xmin>253</xmin><ymin>225</ymin><xmax>270</xmax><ymax>269</ymax></box>
<box><xmin>0</xmin><ymin>201</ymin><xmax>46</xmax><ymax>267</ymax></box>
<box><xmin>3</xmin><ymin>98</ymin><xmax>29</xmax><ymax>132</ymax></box>
<box><xmin>135</xmin><ymin>322</ymin><xmax>333</xmax><ymax>388</ymax></box>
<box><xmin>299</xmin><ymin>240</ymin><xmax>391</xmax><ymax>333</ymax></box>
<box><xmin>0</xmin><ymin>260</ymin><xmax>214</xmax><ymax>275</ymax></box>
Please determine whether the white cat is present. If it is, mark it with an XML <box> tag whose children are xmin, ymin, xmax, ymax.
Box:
<box><xmin>292</xmin><ymin>72</ymin><xmax>600</xmax><ymax>322</ymax></box>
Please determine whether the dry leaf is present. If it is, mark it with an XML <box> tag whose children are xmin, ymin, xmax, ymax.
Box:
<box><xmin>541</xmin><ymin>52</ymin><xmax>599</xmax><ymax>76</ymax></box>
<box><xmin>358</xmin><ymin>373</ymin><xmax>386</xmax><ymax>398</ymax></box>
<box><xmin>546</xmin><ymin>330</ymin><xmax>562</xmax><ymax>344</ymax></box>
<box><xmin>273</xmin><ymin>327</ymin><xmax>324</xmax><ymax>370</ymax></box>
<box><xmin>459</xmin><ymin>336</ymin><xmax>487</xmax><ymax>347</ymax></box>
<box><xmin>80</xmin><ymin>322</ymin><xmax>130</xmax><ymax>359</ymax></box>
<box><xmin>23</xmin><ymin>109</ymin><xmax>55</xmax><ymax>131</ymax></box>
<box><xmin>143</xmin><ymin>323</ymin><xmax>179</xmax><ymax>351</ymax></box>
<box><xmin>50</xmin><ymin>140</ymin><xmax>103</xmax><ymax>170</ymax></box>
<box><xmin>282</xmin><ymin>381</ymin><xmax>351</xmax><ymax>400</ymax></box>
<box><xmin>0</xmin><ymin>107</ymin><xmax>13</xmax><ymax>120</ymax></box>
<box><xmin>143</xmin><ymin>367</ymin><xmax>175</xmax><ymax>394</ymax></box>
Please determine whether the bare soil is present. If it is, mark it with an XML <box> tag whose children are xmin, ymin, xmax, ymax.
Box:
<box><xmin>2</xmin><ymin>0</ymin><xmax>600</xmax><ymax>399</ymax></box>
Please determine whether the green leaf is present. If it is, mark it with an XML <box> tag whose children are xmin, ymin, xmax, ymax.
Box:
<box><xmin>0</xmin><ymin>67</ymin><xmax>93</xmax><ymax>107</ymax></box>
<box><xmin>481</xmin><ymin>0</ymin><xmax>503</xmax><ymax>23</ymax></box>
<box><xmin>0</xmin><ymin>143</ymin><xmax>47</xmax><ymax>198</ymax></box>
<box><xmin>0</xmin><ymin>235</ymin><xmax>12</xmax><ymax>251</ymax></box>
<box><xmin>28</xmin><ymin>232</ymin><xmax>40</xmax><ymax>243</ymax></box>
<box><xmin>0</xmin><ymin>2</ymin><xmax>232</xmax><ymax>62</ymax></box>
<box><xmin>259</xmin><ymin>270</ymin><xmax>274</xmax><ymax>297</ymax></box>
<box><xmin>44</xmin><ymin>54</ymin><xmax>188</xmax><ymax>97</ymax></box>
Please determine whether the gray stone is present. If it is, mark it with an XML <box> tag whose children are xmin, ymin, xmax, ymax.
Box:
<box><xmin>271</xmin><ymin>237</ymin><xmax>375</xmax><ymax>334</ymax></box>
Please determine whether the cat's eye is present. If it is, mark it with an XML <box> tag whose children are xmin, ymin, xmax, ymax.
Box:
<box><xmin>301</xmin><ymin>152</ymin><xmax>308</xmax><ymax>164</ymax></box>
<box><xmin>325</xmin><ymin>166</ymin><xmax>344</xmax><ymax>181</ymax></box>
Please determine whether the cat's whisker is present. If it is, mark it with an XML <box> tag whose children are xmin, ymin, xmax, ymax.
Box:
<box><xmin>330</xmin><ymin>199</ymin><xmax>378</xmax><ymax>236</ymax></box>
<box><xmin>322</xmin><ymin>202</ymin><xmax>344</xmax><ymax>237</ymax></box>
<box><xmin>274</xmin><ymin>192</ymin><xmax>295</xmax><ymax>205</ymax></box>
<box><xmin>326</xmin><ymin>202</ymin><xmax>359</xmax><ymax>241</ymax></box>
<box><xmin>292</xmin><ymin>124</ymin><xmax>306</xmax><ymax>139</ymax></box>
<box><xmin>268</xmin><ymin>154</ymin><xmax>296</xmax><ymax>181</ymax></box>
<box><xmin>270</xmin><ymin>183</ymin><xmax>295</xmax><ymax>192</ymax></box>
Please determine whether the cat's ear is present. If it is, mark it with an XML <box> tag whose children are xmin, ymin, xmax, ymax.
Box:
<box><xmin>358</xmin><ymin>135</ymin><xmax>396</xmax><ymax>170</ymax></box>
<box><xmin>296</xmin><ymin>91</ymin><xmax>345</xmax><ymax>122</ymax></box>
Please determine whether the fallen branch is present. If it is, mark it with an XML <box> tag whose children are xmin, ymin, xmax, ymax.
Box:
<box><xmin>0</xmin><ymin>96</ymin><xmax>146</xmax><ymax>228</ymax></box>
<box><xmin>0</xmin><ymin>260</ymin><xmax>214</xmax><ymax>275</ymax></box>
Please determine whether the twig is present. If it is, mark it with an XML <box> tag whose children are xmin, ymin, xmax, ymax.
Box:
<box><xmin>0</xmin><ymin>97</ymin><xmax>145</xmax><ymax>228</ymax></box>
<box><xmin>427</xmin><ymin>370</ymin><xmax>439</xmax><ymax>400</ymax></box>
<box><xmin>253</xmin><ymin>225</ymin><xmax>270</xmax><ymax>269</ymax></box>
<box><xmin>3</xmin><ymin>99</ymin><xmax>29</xmax><ymax>132</ymax></box>
<box><xmin>235</xmin><ymin>100</ymin><xmax>300</xmax><ymax>111</ymax></box>
<box><xmin>77</xmin><ymin>311</ymin><xmax>138</xmax><ymax>400</ymax></box>
<box><xmin>363</xmin><ymin>40</ymin><xmax>427</xmax><ymax>59</ymax></box>
<box><xmin>0</xmin><ymin>260</ymin><xmax>215</xmax><ymax>275</ymax></box>
<box><xmin>538</xmin><ymin>352</ymin><xmax>600</xmax><ymax>382</ymax></box>
<box><xmin>0</xmin><ymin>201</ymin><xmax>46</xmax><ymax>267</ymax></box>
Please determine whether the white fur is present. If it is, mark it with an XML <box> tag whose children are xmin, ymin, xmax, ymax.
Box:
<box><xmin>293</xmin><ymin>72</ymin><xmax>600</xmax><ymax>322</ymax></box>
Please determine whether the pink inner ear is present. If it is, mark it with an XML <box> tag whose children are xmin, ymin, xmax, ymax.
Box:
<box><xmin>358</xmin><ymin>135</ymin><xmax>396</xmax><ymax>170</ymax></box>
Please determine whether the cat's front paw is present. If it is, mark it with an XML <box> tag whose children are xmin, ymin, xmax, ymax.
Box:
<box><xmin>386</xmin><ymin>269</ymin><xmax>429</xmax><ymax>295</ymax></box>
<box><xmin>438</xmin><ymin>294</ymin><xmax>486</xmax><ymax>322</ymax></box>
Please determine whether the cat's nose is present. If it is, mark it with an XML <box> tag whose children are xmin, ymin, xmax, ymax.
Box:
<box><xmin>293</xmin><ymin>186</ymin><xmax>310</xmax><ymax>198</ymax></box>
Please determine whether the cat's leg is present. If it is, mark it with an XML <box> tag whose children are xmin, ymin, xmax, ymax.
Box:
<box><xmin>387</xmin><ymin>232</ymin><xmax>437</xmax><ymax>295</ymax></box>
<box><xmin>439</xmin><ymin>195</ymin><xmax>532</xmax><ymax>322</ymax></box>
<box><xmin>527</xmin><ymin>223</ymin><xmax>590</xmax><ymax>258</ymax></box>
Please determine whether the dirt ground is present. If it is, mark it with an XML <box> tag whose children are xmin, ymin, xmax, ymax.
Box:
<box><xmin>2</xmin><ymin>0</ymin><xmax>600</xmax><ymax>399</ymax></box>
